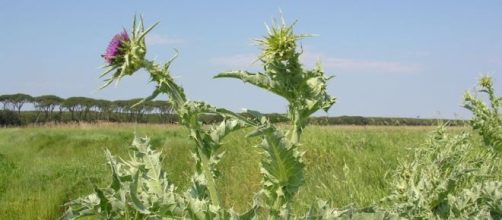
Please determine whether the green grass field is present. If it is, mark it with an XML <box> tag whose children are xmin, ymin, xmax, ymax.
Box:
<box><xmin>0</xmin><ymin>123</ymin><xmax>464</xmax><ymax>219</ymax></box>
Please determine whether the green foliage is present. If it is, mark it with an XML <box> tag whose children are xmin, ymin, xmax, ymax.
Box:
<box><xmin>34</xmin><ymin>95</ymin><xmax>64</xmax><ymax>121</ymax></box>
<box><xmin>0</xmin><ymin>93</ymin><xmax>33</xmax><ymax>115</ymax></box>
<box><xmin>464</xmin><ymin>75</ymin><xmax>502</xmax><ymax>151</ymax></box>
<box><xmin>243</xmin><ymin>112</ymin><xmax>305</xmax><ymax>218</ymax></box>
<box><xmin>302</xmin><ymin>202</ymin><xmax>398</xmax><ymax>220</ymax></box>
<box><xmin>446</xmin><ymin>181</ymin><xmax>502</xmax><ymax>219</ymax></box>
<box><xmin>61</xmin><ymin>15</ymin><xmax>502</xmax><ymax>220</ymax></box>
<box><xmin>62</xmin><ymin>137</ymin><xmax>181</xmax><ymax>219</ymax></box>
<box><xmin>0</xmin><ymin>125</ymin><xmax>422</xmax><ymax>219</ymax></box>
<box><xmin>377</xmin><ymin>76</ymin><xmax>502</xmax><ymax>219</ymax></box>
<box><xmin>60</xmin><ymin>135</ymin><xmax>261</xmax><ymax>219</ymax></box>
<box><xmin>0</xmin><ymin>110</ymin><xmax>22</xmax><ymax>126</ymax></box>
<box><xmin>382</xmin><ymin>125</ymin><xmax>500</xmax><ymax>219</ymax></box>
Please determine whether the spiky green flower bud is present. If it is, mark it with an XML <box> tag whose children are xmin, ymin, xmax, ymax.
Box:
<box><xmin>479</xmin><ymin>75</ymin><xmax>493</xmax><ymax>88</ymax></box>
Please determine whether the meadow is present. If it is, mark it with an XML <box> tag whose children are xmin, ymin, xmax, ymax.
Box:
<box><xmin>1</xmin><ymin>14</ymin><xmax>500</xmax><ymax>220</ymax></box>
<box><xmin>0</xmin><ymin>123</ymin><xmax>456</xmax><ymax>219</ymax></box>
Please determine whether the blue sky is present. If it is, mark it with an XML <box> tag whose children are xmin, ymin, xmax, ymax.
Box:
<box><xmin>1</xmin><ymin>1</ymin><xmax>501</xmax><ymax>119</ymax></box>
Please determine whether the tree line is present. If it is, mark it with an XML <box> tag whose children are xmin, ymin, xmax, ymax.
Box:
<box><xmin>0</xmin><ymin>93</ymin><xmax>466</xmax><ymax>126</ymax></box>
<box><xmin>0</xmin><ymin>93</ymin><xmax>175</xmax><ymax>125</ymax></box>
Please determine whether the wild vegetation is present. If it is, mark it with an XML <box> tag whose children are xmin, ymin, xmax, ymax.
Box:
<box><xmin>0</xmin><ymin>125</ymin><xmax>437</xmax><ymax>219</ymax></box>
<box><xmin>56</xmin><ymin>16</ymin><xmax>500</xmax><ymax>219</ymax></box>
<box><xmin>0</xmin><ymin>14</ymin><xmax>499</xmax><ymax>219</ymax></box>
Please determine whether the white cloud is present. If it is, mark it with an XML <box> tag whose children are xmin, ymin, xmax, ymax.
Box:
<box><xmin>301</xmin><ymin>50</ymin><xmax>421</xmax><ymax>74</ymax></box>
<box><xmin>146</xmin><ymin>34</ymin><xmax>185</xmax><ymax>46</ymax></box>
<box><xmin>210</xmin><ymin>49</ymin><xmax>421</xmax><ymax>74</ymax></box>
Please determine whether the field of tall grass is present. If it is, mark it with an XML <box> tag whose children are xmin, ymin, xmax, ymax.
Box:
<box><xmin>0</xmin><ymin>123</ymin><xmax>458</xmax><ymax>219</ymax></box>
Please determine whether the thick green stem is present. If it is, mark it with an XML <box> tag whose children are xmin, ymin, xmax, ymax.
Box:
<box><xmin>197</xmin><ymin>146</ymin><xmax>221</xmax><ymax>207</ymax></box>
<box><xmin>291</xmin><ymin>124</ymin><xmax>301</xmax><ymax>144</ymax></box>
<box><xmin>143</xmin><ymin>59</ymin><xmax>221</xmax><ymax>206</ymax></box>
<box><xmin>269</xmin><ymin>196</ymin><xmax>284</xmax><ymax>220</ymax></box>
<box><xmin>142</xmin><ymin>60</ymin><xmax>187</xmax><ymax>111</ymax></box>
<box><xmin>291</xmin><ymin>110</ymin><xmax>303</xmax><ymax>144</ymax></box>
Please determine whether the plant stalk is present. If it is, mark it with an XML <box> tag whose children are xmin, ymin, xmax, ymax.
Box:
<box><xmin>270</xmin><ymin>196</ymin><xmax>284</xmax><ymax>220</ymax></box>
<box><xmin>291</xmin><ymin>110</ymin><xmax>302</xmax><ymax>144</ymax></box>
<box><xmin>143</xmin><ymin>60</ymin><xmax>221</xmax><ymax>206</ymax></box>
<box><xmin>197</xmin><ymin>145</ymin><xmax>221</xmax><ymax>207</ymax></box>
<box><xmin>291</xmin><ymin>124</ymin><xmax>301</xmax><ymax>144</ymax></box>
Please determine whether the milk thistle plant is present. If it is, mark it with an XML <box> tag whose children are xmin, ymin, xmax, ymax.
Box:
<box><xmin>63</xmin><ymin>16</ymin><xmax>336</xmax><ymax>220</ymax></box>
<box><xmin>464</xmin><ymin>76</ymin><xmax>502</xmax><ymax>151</ymax></box>
<box><xmin>63</xmin><ymin>16</ymin><xmax>502</xmax><ymax>220</ymax></box>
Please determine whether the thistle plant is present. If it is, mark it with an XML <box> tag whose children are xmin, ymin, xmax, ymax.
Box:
<box><xmin>380</xmin><ymin>76</ymin><xmax>502</xmax><ymax>219</ymax></box>
<box><xmin>63</xmin><ymin>15</ymin><xmax>338</xmax><ymax>220</ymax></box>
<box><xmin>63</xmin><ymin>15</ymin><xmax>502</xmax><ymax>220</ymax></box>
<box><xmin>214</xmin><ymin>18</ymin><xmax>337</xmax><ymax>219</ymax></box>
<box><xmin>464</xmin><ymin>75</ymin><xmax>502</xmax><ymax>151</ymax></box>
<box><xmin>381</xmin><ymin>126</ymin><xmax>500</xmax><ymax>219</ymax></box>
<box><xmin>64</xmin><ymin>17</ymin><xmax>251</xmax><ymax>219</ymax></box>
<box><xmin>215</xmin><ymin>18</ymin><xmax>335</xmax><ymax>144</ymax></box>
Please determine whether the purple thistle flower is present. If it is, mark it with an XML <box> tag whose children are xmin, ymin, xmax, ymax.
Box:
<box><xmin>102</xmin><ymin>30</ymin><xmax>129</xmax><ymax>64</ymax></box>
